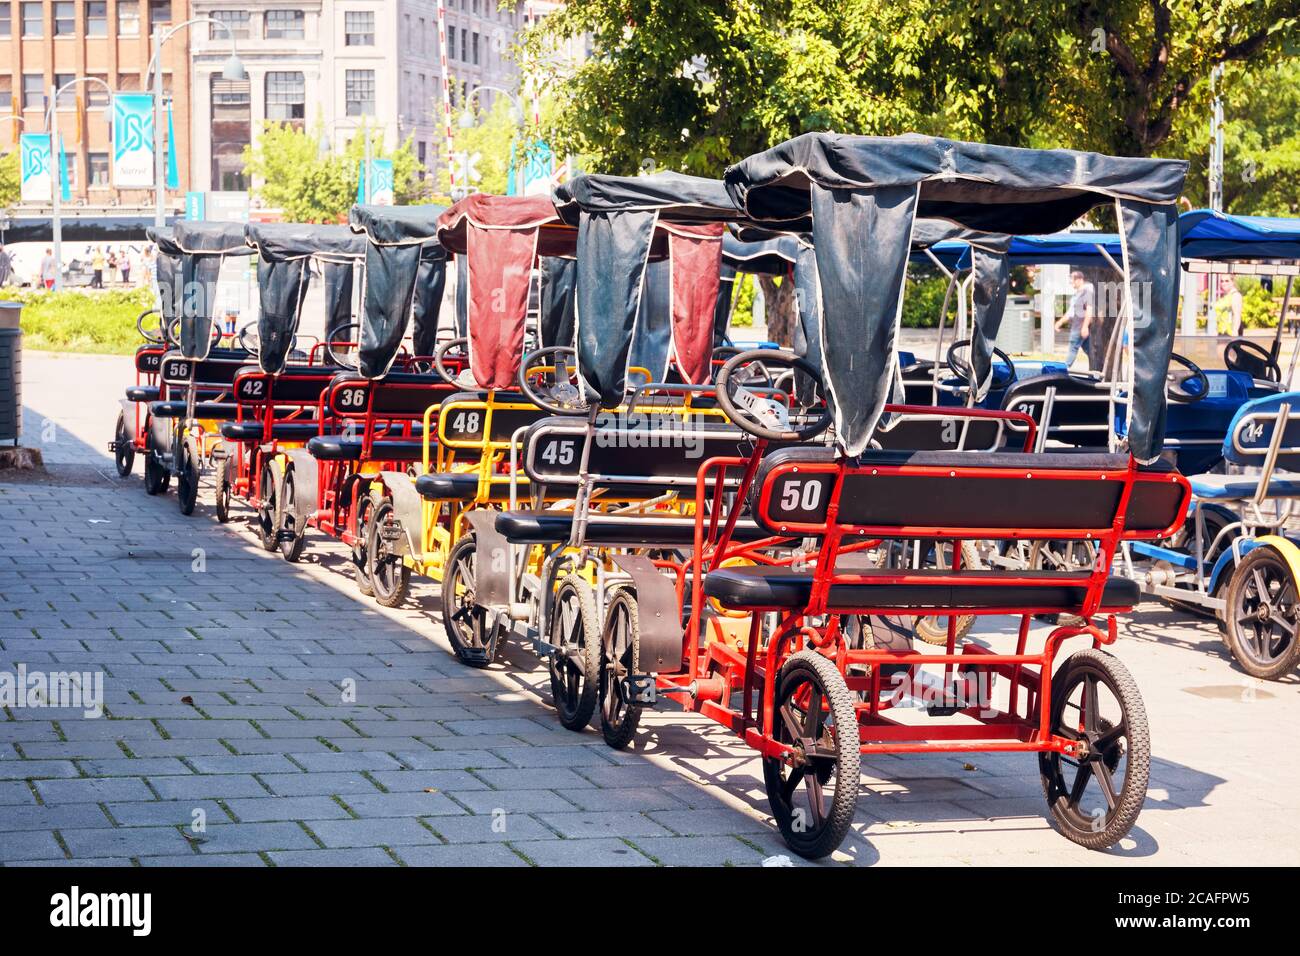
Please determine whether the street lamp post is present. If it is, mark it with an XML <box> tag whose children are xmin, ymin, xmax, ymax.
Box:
<box><xmin>146</xmin><ymin>18</ymin><xmax>246</xmax><ymax>228</ymax></box>
<box><xmin>46</xmin><ymin>78</ymin><xmax>114</xmax><ymax>292</ymax></box>
<box><xmin>459</xmin><ymin>85</ymin><xmax>524</xmax><ymax>196</ymax></box>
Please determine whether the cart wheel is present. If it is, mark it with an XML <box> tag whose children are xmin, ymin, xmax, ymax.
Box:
<box><xmin>598</xmin><ymin>589</ymin><xmax>643</xmax><ymax>749</ymax></box>
<box><xmin>177</xmin><ymin>439</ymin><xmax>199</xmax><ymax>516</ymax></box>
<box><xmin>367</xmin><ymin>495</ymin><xmax>411</xmax><ymax>608</ymax></box>
<box><xmin>143</xmin><ymin>435</ymin><xmax>168</xmax><ymax>495</ymax></box>
<box><xmin>113</xmin><ymin>411</ymin><xmax>135</xmax><ymax>477</ymax></box>
<box><xmin>762</xmin><ymin>650</ymin><xmax>860</xmax><ymax>859</ymax></box>
<box><xmin>1223</xmin><ymin>547</ymin><xmax>1300</xmax><ymax>680</ymax></box>
<box><xmin>255</xmin><ymin>464</ymin><xmax>279</xmax><ymax>552</ymax></box>
<box><xmin>214</xmin><ymin>457</ymin><xmax>232</xmax><ymax>523</ymax></box>
<box><xmin>278</xmin><ymin>467</ymin><xmax>306</xmax><ymax>562</ymax></box>
<box><xmin>1038</xmin><ymin>648</ymin><xmax>1149</xmax><ymax>850</ymax></box>
<box><xmin>549</xmin><ymin>575</ymin><xmax>600</xmax><ymax>731</ymax></box>
<box><xmin>352</xmin><ymin>493</ymin><xmax>375</xmax><ymax>597</ymax></box>
<box><xmin>441</xmin><ymin>535</ymin><xmax>506</xmax><ymax>666</ymax></box>
<box><xmin>1030</xmin><ymin>539</ymin><xmax>1097</xmax><ymax>626</ymax></box>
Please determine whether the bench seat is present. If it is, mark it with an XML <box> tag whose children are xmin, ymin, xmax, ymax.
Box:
<box><xmin>220</xmin><ymin>421</ymin><xmax>323</xmax><ymax>442</ymax></box>
<box><xmin>125</xmin><ymin>385</ymin><xmax>160</xmax><ymax>403</ymax></box>
<box><xmin>415</xmin><ymin>473</ymin><xmax>516</xmax><ymax>502</ymax></box>
<box><xmin>702</xmin><ymin>566</ymin><xmax>1139</xmax><ymax>612</ymax></box>
<box><xmin>149</xmin><ymin>401</ymin><xmax>239</xmax><ymax>420</ymax></box>
<box><xmin>1188</xmin><ymin>471</ymin><xmax>1300</xmax><ymax>500</ymax></box>
<box><xmin>495</xmin><ymin>510</ymin><xmax>770</xmax><ymax>546</ymax></box>
<box><xmin>306</xmin><ymin>436</ymin><xmax>426</xmax><ymax>462</ymax></box>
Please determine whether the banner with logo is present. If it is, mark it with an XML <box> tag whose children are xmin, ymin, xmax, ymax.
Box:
<box><xmin>19</xmin><ymin>134</ymin><xmax>53</xmax><ymax>202</ymax></box>
<box><xmin>112</xmin><ymin>93</ymin><xmax>155</xmax><ymax>188</ymax></box>
<box><xmin>368</xmin><ymin>159</ymin><xmax>394</xmax><ymax>205</ymax></box>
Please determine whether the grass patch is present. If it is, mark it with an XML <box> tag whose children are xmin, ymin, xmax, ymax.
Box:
<box><xmin>4</xmin><ymin>287</ymin><xmax>156</xmax><ymax>354</ymax></box>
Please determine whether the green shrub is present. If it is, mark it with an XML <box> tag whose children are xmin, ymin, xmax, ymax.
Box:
<box><xmin>3</xmin><ymin>287</ymin><xmax>157</xmax><ymax>354</ymax></box>
<box><xmin>729</xmin><ymin>273</ymin><xmax>755</xmax><ymax>328</ymax></box>
<box><xmin>901</xmin><ymin>274</ymin><xmax>954</xmax><ymax>328</ymax></box>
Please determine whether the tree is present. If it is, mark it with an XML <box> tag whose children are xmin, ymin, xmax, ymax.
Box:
<box><xmin>437</xmin><ymin>95</ymin><xmax>522</xmax><ymax>196</ymax></box>
<box><xmin>1055</xmin><ymin>0</ymin><xmax>1300</xmax><ymax>156</ymax></box>
<box><xmin>241</xmin><ymin>119</ymin><xmax>428</xmax><ymax>222</ymax></box>
<box><xmin>0</xmin><ymin>150</ymin><xmax>19</xmax><ymax>210</ymax></box>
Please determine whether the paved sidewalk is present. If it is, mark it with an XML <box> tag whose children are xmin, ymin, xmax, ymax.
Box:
<box><xmin>2</xmin><ymin>351</ymin><xmax>1299</xmax><ymax>866</ymax></box>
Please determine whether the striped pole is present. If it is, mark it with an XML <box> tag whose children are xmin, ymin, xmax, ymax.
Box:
<box><xmin>526</xmin><ymin>3</ymin><xmax>540</xmax><ymax>129</ymax></box>
<box><xmin>436</xmin><ymin>0</ymin><xmax>456</xmax><ymax>187</ymax></box>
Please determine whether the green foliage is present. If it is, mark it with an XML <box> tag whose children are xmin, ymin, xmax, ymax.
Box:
<box><xmin>242</xmin><ymin>119</ymin><xmax>429</xmax><ymax>222</ymax></box>
<box><xmin>730</xmin><ymin>273</ymin><xmax>755</xmax><ymax>327</ymax></box>
<box><xmin>438</xmin><ymin>96</ymin><xmax>522</xmax><ymax>196</ymax></box>
<box><xmin>11</xmin><ymin>287</ymin><xmax>157</xmax><ymax>354</ymax></box>
<box><xmin>0</xmin><ymin>150</ymin><xmax>19</xmax><ymax>209</ymax></box>
<box><xmin>901</xmin><ymin>274</ymin><xmax>955</xmax><ymax>329</ymax></box>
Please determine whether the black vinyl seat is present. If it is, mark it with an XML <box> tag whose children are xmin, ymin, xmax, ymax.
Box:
<box><xmin>702</xmin><ymin>566</ymin><xmax>1139</xmax><ymax>612</ymax></box>
<box><xmin>149</xmin><ymin>401</ymin><xmax>240</xmax><ymax>420</ymax></box>
<box><xmin>495</xmin><ymin>510</ymin><xmax>770</xmax><ymax>546</ymax></box>
<box><xmin>125</xmin><ymin>385</ymin><xmax>160</xmax><ymax>403</ymax></box>
<box><xmin>306</xmin><ymin>436</ymin><xmax>426</xmax><ymax>462</ymax></box>
<box><xmin>415</xmin><ymin>472</ymin><xmax>516</xmax><ymax>501</ymax></box>
<box><xmin>219</xmin><ymin>421</ymin><xmax>322</xmax><ymax>442</ymax></box>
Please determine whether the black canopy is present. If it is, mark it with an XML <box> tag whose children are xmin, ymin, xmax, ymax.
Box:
<box><xmin>145</xmin><ymin>225</ymin><xmax>183</xmax><ymax>331</ymax></box>
<box><xmin>725</xmin><ymin>133</ymin><xmax>1187</xmax><ymax>461</ymax></box>
<box><xmin>167</xmin><ymin>222</ymin><xmax>253</xmax><ymax>361</ymax></box>
<box><xmin>349</xmin><ymin>204</ymin><xmax>449</xmax><ymax>378</ymax></box>
<box><xmin>245</xmin><ymin>223</ymin><xmax>367</xmax><ymax>374</ymax></box>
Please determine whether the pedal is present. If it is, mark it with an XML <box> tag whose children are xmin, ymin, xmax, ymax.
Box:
<box><xmin>622</xmin><ymin>674</ymin><xmax>657</xmax><ymax>705</ymax></box>
<box><xmin>379</xmin><ymin>524</ymin><xmax>403</xmax><ymax>542</ymax></box>
<box><xmin>925</xmin><ymin>700</ymin><xmax>960</xmax><ymax>717</ymax></box>
<box><xmin>458</xmin><ymin>647</ymin><xmax>491</xmax><ymax>665</ymax></box>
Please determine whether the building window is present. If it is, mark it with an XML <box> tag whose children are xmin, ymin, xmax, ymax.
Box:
<box><xmin>447</xmin><ymin>25</ymin><xmax>456</xmax><ymax>59</ymax></box>
<box><xmin>21</xmin><ymin>1</ymin><xmax>41</xmax><ymax>37</ymax></box>
<box><xmin>55</xmin><ymin>74</ymin><xmax>76</xmax><ymax>108</ymax></box>
<box><xmin>416</xmin><ymin>141</ymin><xmax>426</xmax><ymax>180</ymax></box>
<box><xmin>265</xmin><ymin>9</ymin><xmax>304</xmax><ymax>40</ymax></box>
<box><xmin>460</xmin><ymin>29</ymin><xmax>467</xmax><ymax>61</ymax></box>
<box><xmin>52</xmin><ymin>1</ymin><xmax>74</xmax><ymax>35</ymax></box>
<box><xmin>117</xmin><ymin>73</ymin><xmax>141</xmax><ymax>91</ymax></box>
<box><xmin>211</xmin><ymin>75</ymin><xmax>251</xmax><ymax>191</ymax></box>
<box><xmin>0</xmin><ymin>2</ymin><xmax>11</xmax><ymax>38</ymax></box>
<box><xmin>21</xmin><ymin>74</ymin><xmax>43</xmax><ymax>110</ymax></box>
<box><xmin>149</xmin><ymin>0</ymin><xmax>171</xmax><ymax>26</ymax></box>
<box><xmin>345</xmin><ymin>69</ymin><xmax>374</xmax><ymax>117</ymax></box>
<box><xmin>210</xmin><ymin>9</ymin><xmax>250</xmax><ymax>40</ymax></box>
<box><xmin>62</xmin><ymin>154</ymin><xmax>77</xmax><ymax>190</ymax></box>
<box><xmin>265</xmin><ymin>71</ymin><xmax>305</xmax><ymax>124</ymax></box>
<box><xmin>118</xmin><ymin>0</ymin><xmax>138</xmax><ymax>35</ymax></box>
<box><xmin>344</xmin><ymin>10</ymin><xmax>373</xmax><ymax>46</ymax></box>
<box><xmin>472</xmin><ymin>32</ymin><xmax>479</xmax><ymax>65</ymax></box>
<box><xmin>0</xmin><ymin>77</ymin><xmax>11</xmax><ymax>113</ymax></box>
<box><xmin>89</xmin><ymin>152</ymin><xmax>110</xmax><ymax>187</ymax></box>
<box><xmin>85</xmin><ymin>1</ymin><xmax>107</xmax><ymax>35</ymax></box>
<box><xmin>87</xmin><ymin>75</ymin><xmax>109</xmax><ymax>107</ymax></box>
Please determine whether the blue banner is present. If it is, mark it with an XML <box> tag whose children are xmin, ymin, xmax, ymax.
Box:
<box><xmin>112</xmin><ymin>93</ymin><xmax>154</xmax><ymax>188</ymax></box>
<box><xmin>19</xmin><ymin>133</ymin><xmax>53</xmax><ymax>202</ymax></box>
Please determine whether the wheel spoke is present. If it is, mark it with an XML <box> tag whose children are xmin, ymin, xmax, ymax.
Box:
<box><xmin>778</xmin><ymin>702</ymin><xmax>805</xmax><ymax>743</ymax></box>
<box><xmin>781</xmin><ymin>766</ymin><xmax>806</xmax><ymax>802</ymax></box>
<box><xmin>1092</xmin><ymin>759</ymin><xmax>1119</xmax><ymax>811</ymax></box>
<box><xmin>1082</xmin><ymin>677</ymin><xmax>1100</xmax><ymax>735</ymax></box>
<box><xmin>1068</xmin><ymin>760</ymin><xmax>1093</xmax><ymax>806</ymax></box>
<box><xmin>802</xmin><ymin>684</ymin><xmax>823</xmax><ymax>741</ymax></box>
<box><xmin>803</xmin><ymin>772</ymin><xmax>826</xmax><ymax>825</ymax></box>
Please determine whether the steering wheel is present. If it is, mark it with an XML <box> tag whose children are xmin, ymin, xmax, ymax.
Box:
<box><xmin>136</xmin><ymin>309</ymin><xmax>166</xmax><ymax>344</ymax></box>
<box><xmin>1166</xmin><ymin>352</ymin><xmax>1210</xmax><ymax>403</ymax></box>
<box><xmin>518</xmin><ymin>346</ymin><xmax>596</xmax><ymax>415</ymax></box>
<box><xmin>712</xmin><ymin>345</ymin><xmax>774</xmax><ymax>389</ymax></box>
<box><xmin>946</xmin><ymin>339</ymin><xmax>1016</xmax><ymax>393</ymax></box>
<box><xmin>325</xmin><ymin>322</ymin><xmax>362</xmax><ymax>370</ymax></box>
<box><xmin>434</xmin><ymin>337</ymin><xmax>471</xmax><ymax>386</ymax></box>
<box><xmin>165</xmin><ymin>316</ymin><xmax>222</xmax><ymax>349</ymax></box>
<box><xmin>237</xmin><ymin>322</ymin><xmax>261</xmax><ymax>356</ymax></box>
<box><xmin>716</xmin><ymin>349</ymin><xmax>832</xmax><ymax>441</ymax></box>
<box><xmin>1223</xmin><ymin>338</ymin><xmax>1281</xmax><ymax>383</ymax></box>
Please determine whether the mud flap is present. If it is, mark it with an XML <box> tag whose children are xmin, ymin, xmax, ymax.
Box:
<box><xmin>283</xmin><ymin>447</ymin><xmax>318</xmax><ymax>514</ymax></box>
<box><xmin>118</xmin><ymin>398</ymin><xmax>139</xmax><ymax>442</ymax></box>
<box><xmin>379</xmin><ymin>470</ymin><xmax>422</xmax><ymax>558</ymax></box>
<box><xmin>611</xmin><ymin>555</ymin><xmax>682</xmax><ymax>674</ymax></box>
<box><xmin>466</xmin><ymin>510</ymin><xmax>510</xmax><ymax>607</ymax></box>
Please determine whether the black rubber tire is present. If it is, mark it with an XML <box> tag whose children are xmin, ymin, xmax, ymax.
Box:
<box><xmin>278</xmin><ymin>467</ymin><xmax>306</xmax><ymax>562</ymax></box>
<box><xmin>549</xmin><ymin>574</ymin><xmax>601</xmax><ymax>731</ymax></box>
<box><xmin>177</xmin><ymin>440</ymin><xmax>199</xmax><ymax>516</ymax></box>
<box><xmin>598</xmin><ymin>588</ymin><xmax>643</xmax><ymax>750</ymax></box>
<box><xmin>255</xmin><ymin>464</ymin><xmax>279</xmax><ymax>552</ymax></box>
<box><xmin>441</xmin><ymin>535</ymin><xmax>502</xmax><ymax>667</ymax></box>
<box><xmin>214</xmin><ymin>457</ymin><xmax>232</xmax><ymax>523</ymax></box>
<box><xmin>762</xmin><ymin>650</ymin><xmax>861</xmax><ymax>860</ymax></box>
<box><xmin>143</xmin><ymin>439</ymin><xmax>168</xmax><ymax>495</ymax></box>
<box><xmin>1038</xmin><ymin>648</ymin><xmax>1149</xmax><ymax>850</ymax></box>
<box><xmin>352</xmin><ymin>493</ymin><xmax>375</xmax><ymax>597</ymax></box>
<box><xmin>1223</xmin><ymin>547</ymin><xmax>1300</xmax><ymax>680</ymax></box>
<box><xmin>366</xmin><ymin>495</ymin><xmax>411</xmax><ymax>608</ymax></box>
<box><xmin>114</xmin><ymin>410</ymin><xmax>135</xmax><ymax>477</ymax></box>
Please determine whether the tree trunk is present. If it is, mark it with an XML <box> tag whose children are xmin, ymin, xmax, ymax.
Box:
<box><xmin>758</xmin><ymin>274</ymin><xmax>797</xmax><ymax>348</ymax></box>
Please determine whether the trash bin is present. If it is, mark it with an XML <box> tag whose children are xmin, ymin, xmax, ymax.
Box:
<box><xmin>0</xmin><ymin>301</ymin><xmax>21</xmax><ymax>445</ymax></box>
<box><xmin>996</xmin><ymin>295</ymin><xmax>1035</xmax><ymax>354</ymax></box>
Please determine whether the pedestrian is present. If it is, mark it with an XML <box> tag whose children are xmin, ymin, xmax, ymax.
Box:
<box><xmin>39</xmin><ymin>248</ymin><xmax>58</xmax><ymax>290</ymax></box>
<box><xmin>120</xmin><ymin>250</ymin><xmax>133</xmax><ymax>286</ymax></box>
<box><xmin>0</xmin><ymin>244</ymin><xmax>12</xmax><ymax>287</ymax></box>
<box><xmin>1055</xmin><ymin>269</ymin><xmax>1094</xmax><ymax>369</ymax></box>
<box><xmin>142</xmin><ymin>247</ymin><xmax>155</xmax><ymax>287</ymax></box>
<box><xmin>107</xmin><ymin>247</ymin><xmax>119</xmax><ymax>285</ymax></box>
<box><xmin>91</xmin><ymin>247</ymin><xmax>106</xmax><ymax>289</ymax></box>
<box><xmin>1214</xmin><ymin>275</ymin><xmax>1243</xmax><ymax>335</ymax></box>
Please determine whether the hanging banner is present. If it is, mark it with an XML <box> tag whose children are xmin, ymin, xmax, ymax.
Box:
<box><xmin>20</xmin><ymin>134</ymin><xmax>53</xmax><ymax>202</ymax></box>
<box><xmin>368</xmin><ymin>159</ymin><xmax>394</xmax><ymax>206</ymax></box>
<box><xmin>112</xmin><ymin>93</ymin><xmax>155</xmax><ymax>188</ymax></box>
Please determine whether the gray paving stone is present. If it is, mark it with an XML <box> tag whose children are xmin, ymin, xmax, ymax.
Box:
<box><xmin>106</xmin><ymin>800</ymin><xmax>231</xmax><ymax>827</ymax></box>
<box><xmin>646</xmin><ymin>809</ymin><xmax>772</xmax><ymax>836</ymax></box>
<box><xmin>34</xmin><ymin>776</ymin><xmax>154</xmax><ymax>804</ymax></box>
<box><xmin>224</xmin><ymin>796</ymin><xmax>353</xmax><ymax>823</ymax></box>
<box><xmin>259</xmin><ymin>772</ymin><xmax>381</xmax><ymax>797</ymax></box>
<box><xmin>366</xmin><ymin>769</ymin><xmax>486</xmax><ymax>792</ymax></box>
<box><xmin>535</xmin><ymin>811</ymin><xmax>676</xmax><ymax>840</ymax></box>
<box><xmin>0</xmin><ymin>803</ymin><xmax>110</xmax><ymax>831</ymax></box>
<box><xmin>340</xmin><ymin>790</ymin><xmax>466</xmax><ymax>818</ymax></box>
<box><xmin>139</xmin><ymin>853</ymin><xmax>268</xmax><ymax>867</ymax></box>
<box><xmin>192</xmin><ymin>822</ymin><xmax>318</xmax><ymax>854</ymax></box>
<box><xmin>308</xmin><ymin>817</ymin><xmax>441</xmax><ymax>848</ymax></box>
<box><xmin>394</xmin><ymin>843</ymin><xmax>529</xmax><ymax>867</ymax></box>
<box><xmin>0</xmin><ymin>830</ymin><xmax>66</xmax><ymax>862</ymax></box>
<box><xmin>511</xmin><ymin>838</ymin><xmax>655</xmax><ymax>867</ymax></box>
<box><xmin>631</xmin><ymin>836</ymin><xmax>766</xmax><ymax>867</ymax></box>
<box><xmin>61</xmin><ymin>826</ymin><xmax>196</xmax><ymax>859</ymax></box>
<box><xmin>425</xmin><ymin>813</ymin><xmax>554</xmax><ymax>844</ymax></box>
<box><xmin>148</xmin><ymin>774</ymin><xmax>271</xmax><ymax>800</ymax></box>
<box><xmin>268</xmin><ymin>848</ymin><xmax>399</xmax><ymax>867</ymax></box>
